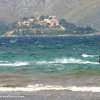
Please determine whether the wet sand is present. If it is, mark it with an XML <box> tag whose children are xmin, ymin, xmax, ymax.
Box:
<box><xmin>0</xmin><ymin>91</ymin><xmax>100</xmax><ymax>100</ymax></box>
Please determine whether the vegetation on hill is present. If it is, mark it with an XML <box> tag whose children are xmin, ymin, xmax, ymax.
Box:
<box><xmin>0</xmin><ymin>16</ymin><xmax>97</xmax><ymax>36</ymax></box>
<box><xmin>59</xmin><ymin>19</ymin><xmax>96</xmax><ymax>34</ymax></box>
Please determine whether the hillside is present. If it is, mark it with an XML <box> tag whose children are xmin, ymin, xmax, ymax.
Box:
<box><xmin>0</xmin><ymin>16</ymin><xmax>96</xmax><ymax>37</ymax></box>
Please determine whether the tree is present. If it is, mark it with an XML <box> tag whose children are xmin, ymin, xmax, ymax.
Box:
<box><xmin>85</xmin><ymin>27</ymin><xmax>95</xmax><ymax>33</ymax></box>
<box><xmin>39</xmin><ymin>15</ymin><xmax>45</xmax><ymax>21</ymax></box>
<box><xmin>0</xmin><ymin>24</ymin><xmax>8</xmax><ymax>35</ymax></box>
<box><xmin>22</xmin><ymin>17</ymin><xmax>28</xmax><ymax>21</ymax></box>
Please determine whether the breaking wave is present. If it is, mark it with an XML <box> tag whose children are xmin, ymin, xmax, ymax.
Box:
<box><xmin>82</xmin><ymin>54</ymin><xmax>98</xmax><ymax>58</ymax></box>
<box><xmin>0</xmin><ymin>61</ymin><xmax>29</xmax><ymax>66</ymax></box>
<box><xmin>0</xmin><ymin>61</ymin><xmax>8</xmax><ymax>63</ymax></box>
<box><xmin>36</xmin><ymin>58</ymin><xmax>99</xmax><ymax>65</ymax></box>
<box><xmin>0</xmin><ymin>84</ymin><xmax>100</xmax><ymax>92</ymax></box>
<box><xmin>10</xmin><ymin>39</ymin><xmax>17</xmax><ymax>43</ymax></box>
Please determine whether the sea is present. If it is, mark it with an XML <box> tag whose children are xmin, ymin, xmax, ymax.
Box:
<box><xmin>0</xmin><ymin>35</ymin><xmax>100</xmax><ymax>99</ymax></box>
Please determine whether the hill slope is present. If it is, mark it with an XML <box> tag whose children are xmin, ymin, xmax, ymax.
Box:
<box><xmin>0</xmin><ymin>0</ymin><xmax>100</xmax><ymax>30</ymax></box>
<box><xmin>0</xmin><ymin>16</ymin><xmax>96</xmax><ymax>36</ymax></box>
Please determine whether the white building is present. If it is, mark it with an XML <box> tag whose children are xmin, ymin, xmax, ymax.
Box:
<box><xmin>50</xmin><ymin>18</ymin><xmax>59</xmax><ymax>27</ymax></box>
<box><xmin>28</xmin><ymin>18</ymin><xmax>34</xmax><ymax>22</ymax></box>
<box><xmin>44</xmin><ymin>19</ymin><xmax>51</xmax><ymax>24</ymax></box>
<box><xmin>21</xmin><ymin>20</ymin><xmax>30</xmax><ymax>27</ymax></box>
<box><xmin>17</xmin><ymin>22</ymin><xmax>21</xmax><ymax>26</ymax></box>
<box><xmin>44</xmin><ymin>18</ymin><xmax>59</xmax><ymax>27</ymax></box>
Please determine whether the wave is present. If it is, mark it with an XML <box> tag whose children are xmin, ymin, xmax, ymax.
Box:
<box><xmin>82</xmin><ymin>54</ymin><xmax>98</xmax><ymax>58</ymax></box>
<box><xmin>10</xmin><ymin>39</ymin><xmax>17</xmax><ymax>43</ymax></box>
<box><xmin>0</xmin><ymin>57</ymin><xmax>99</xmax><ymax>67</ymax></box>
<box><xmin>0</xmin><ymin>84</ymin><xmax>100</xmax><ymax>92</ymax></box>
<box><xmin>0</xmin><ymin>61</ymin><xmax>8</xmax><ymax>63</ymax></box>
<box><xmin>36</xmin><ymin>58</ymin><xmax>99</xmax><ymax>65</ymax></box>
<box><xmin>0</xmin><ymin>61</ymin><xmax>29</xmax><ymax>67</ymax></box>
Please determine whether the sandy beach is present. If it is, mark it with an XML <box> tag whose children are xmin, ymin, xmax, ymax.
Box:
<box><xmin>0</xmin><ymin>91</ymin><xmax>100</xmax><ymax>100</ymax></box>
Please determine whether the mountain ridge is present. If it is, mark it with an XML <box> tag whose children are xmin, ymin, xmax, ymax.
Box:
<box><xmin>0</xmin><ymin>0</ymin><xmax>100</xmax><ymax>30</ymax></box>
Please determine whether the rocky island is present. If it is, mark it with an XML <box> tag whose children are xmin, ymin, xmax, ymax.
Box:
<box><xmin>0</xmin><ymin>15</ymin><xmax>97</xmax><ymax>37</ymax></box>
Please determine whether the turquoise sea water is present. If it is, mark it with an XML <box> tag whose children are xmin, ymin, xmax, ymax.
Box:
<box><xmin>0</xmin><ymin>36</ymin><xmax>100</xmax><ymax>92</ymax></box>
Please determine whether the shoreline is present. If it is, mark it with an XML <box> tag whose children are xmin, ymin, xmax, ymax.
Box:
<box><xmin>0</xmin><ymin>32</ymin><xmax>100</xmax><ymax>38</ymax></box>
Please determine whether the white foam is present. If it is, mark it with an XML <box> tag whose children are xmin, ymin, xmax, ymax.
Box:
<box><xmin>37</xmin><ymin>58</ymin><xmax>99</xmax><ymax>65</ymax></box>
<box><xmin>82</xmin><ymin>54</ymin><xmax>98</xmax><ymax>58</ymax></box>
<box><xmin>0</xmin><ymin>61</ymin><xmax>8</xmax><ymax>63</ymax></box>
<box><xmin>0</xmin><ymin>61</ymin><xmax>29</xmax><ymax>66</ymax></box>
<box><xmin>10</xmin><ymin>39</ymin><xmax>17</xmax><ymax>43</ymax></box>
<box><xmin>0</xmin><ymin>84</ymin><xmax>100</xmax><ymax>92</ymax></box>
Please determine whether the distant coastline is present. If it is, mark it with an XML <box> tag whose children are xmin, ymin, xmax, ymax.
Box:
<box><xmin>1</xmin><ymin>32</ymin><xmax>100</xmax><ymax>38</ymax></box>
<box><xmin>0</xmin><ymin>15</ymin><xmax>97</xmax><ymax>37</ymax></box>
